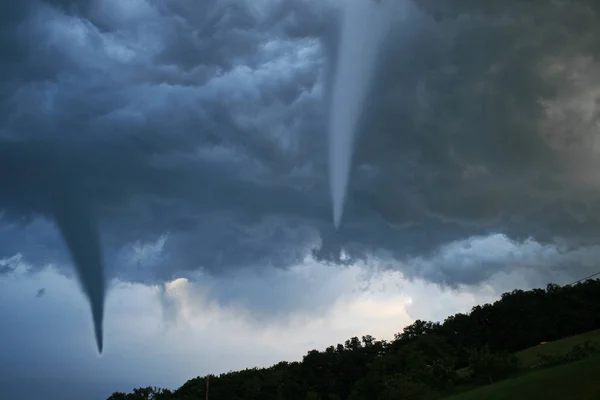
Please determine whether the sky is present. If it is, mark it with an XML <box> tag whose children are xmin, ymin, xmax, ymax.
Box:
<box><xmin>1</xmin><ymin>0</ymin><xmax>600</xmax><ymax>399</ymax></box>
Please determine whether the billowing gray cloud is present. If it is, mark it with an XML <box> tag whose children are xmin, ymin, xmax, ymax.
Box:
<box><xmin>2</xmin><ymin>0</ymin><xmax>600</xmax><ymax>349</ymax></box>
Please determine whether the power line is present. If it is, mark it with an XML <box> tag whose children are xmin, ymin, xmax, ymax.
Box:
<box><xmin>565</xmin><ymin>270</ymin><xmax>600</xmax><ymax>287</ymax></box>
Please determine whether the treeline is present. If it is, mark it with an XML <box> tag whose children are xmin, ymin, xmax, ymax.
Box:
<box><xmin>108</xmin><ymin>279</ymin><xmax>600</xmax><ymax>400</ymax></box>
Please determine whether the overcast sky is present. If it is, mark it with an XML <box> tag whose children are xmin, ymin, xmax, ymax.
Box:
<box><xmin>2</xmin><ymin>0</ymin><xmax>600</xmax><ymax>399</ymax></box>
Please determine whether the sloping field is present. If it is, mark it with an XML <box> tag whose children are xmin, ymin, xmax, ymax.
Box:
<box><xmin>516</xmin><ymin>329</ymin><xmax>600</xmax><ymax>368</ymax></box>
<box><xmin>446</xmin><ymin>346</ymin><xmax>600</xmax><ymax>400</ymax></box>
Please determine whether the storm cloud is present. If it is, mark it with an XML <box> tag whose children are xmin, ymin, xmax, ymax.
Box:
<box><xmin>3</xmin><ymin>0</ymin><xmax>600</xmax><ymax>350</ymax></box>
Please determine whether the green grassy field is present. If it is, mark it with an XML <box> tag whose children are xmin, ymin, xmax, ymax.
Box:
<box><xmin>516</xmin><ymin>329</ymin><xmax>600</xmax><ymax>368</ymax></box>
<box><xmin>445</xmin><ymin>330</ymin><xmax>600</xmax><ymax>400</ymax></box>
<box><xmin>444</xmin><ymin>352</ymin><xmax>600</xmax><ymax>400</ymax></box>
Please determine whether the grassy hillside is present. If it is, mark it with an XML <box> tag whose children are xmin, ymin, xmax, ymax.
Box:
<box><xmin>455</xmin><ymin>328</ymin><xmax>600</xmax><ymax>378</ymax></box>
<box><xmin>516</xmin><ymin>329</ymin><xmax>600</xmax><ymax>368</ymax></box>
<box><xmin>444</xmin><ymin>352</ymin><xmax>600</xmax><ymax>400</ymax></box>
<box><xmin>447</xmin><ymin>330</ymin><xmax>600</xmax><ymax>399</ymax></box>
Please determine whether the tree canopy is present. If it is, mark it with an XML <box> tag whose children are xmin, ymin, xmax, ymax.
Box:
<box><xmin>108</xmin><ymin>279</ymin><xmax>600</xmax><ymax>400</ymax></box>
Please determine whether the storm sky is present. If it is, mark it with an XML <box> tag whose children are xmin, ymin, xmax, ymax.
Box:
<box><xmin>2</xmin><ymin>0</ymin><xmax>600</xmax><ymax>399</ymax></box>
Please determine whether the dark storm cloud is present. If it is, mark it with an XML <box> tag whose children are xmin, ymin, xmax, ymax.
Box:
<box><xmin>3</xmin><ymin>0</ymin><xmax>600</xmax><ymax>306</ymax></box>
<box><xmin>0</xmin><ymin>254</ymin><xmax>22</xmax><ymax>275</ymax></box>
<box><xmin>351</xmin><ymin>0</ymin><xmax>600</xmax><ymax>246</ymax></box>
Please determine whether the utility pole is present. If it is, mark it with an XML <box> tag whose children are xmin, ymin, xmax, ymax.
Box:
<box><xmin>205</xmin><ymin>374</ymin><xmax>210</xmax><ymax>400</ymax></box>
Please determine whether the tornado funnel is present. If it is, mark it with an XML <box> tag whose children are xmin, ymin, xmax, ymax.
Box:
<box><xmin>52</xmin><ymin>193</ymin><xmax>106</xmax><ymax>354</ymax></box>
<box><xmin>329</xmin><ymin>0</ymin><xmax>392</xmax><ymax>228</ymax></box>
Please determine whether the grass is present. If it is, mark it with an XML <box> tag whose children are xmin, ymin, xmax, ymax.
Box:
<box><xmin>516</xmin><ymin>329</ymin><xmax>600</xmax><ymax>368</ymax></box>
<box><xmin>444</xmin><ymin>352</ymin><xmax>600</xmax><ymax>400</ymax></box>
<box><xmin>445</xmin><ymin>330</ymin><xmax>600</xmax><ymax>399</ymax></box>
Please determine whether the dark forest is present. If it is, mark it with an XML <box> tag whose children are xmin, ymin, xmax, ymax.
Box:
<box><xmin>108</xmin><ymin>279</ymin><xmax>600</xmax><ymax>400</ymax></box>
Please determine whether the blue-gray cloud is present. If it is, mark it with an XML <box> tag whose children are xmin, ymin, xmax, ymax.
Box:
<box><xmin>2</xmin><ymin>0</ymin><xmax>600</xmax><ymax>350</ymax></box>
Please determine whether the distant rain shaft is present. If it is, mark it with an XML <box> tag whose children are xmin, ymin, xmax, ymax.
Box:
<box><xmin>329</xmin><ymin>0</ymin><xmax>393</xmax><ymax>228</ymax></box>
